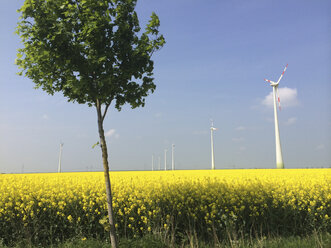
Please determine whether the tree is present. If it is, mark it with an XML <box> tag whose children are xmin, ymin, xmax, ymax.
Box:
<box><xmin>16</xmin><ymin>0</ymin><xmax>165</xmax><ymax>247</ymax></box>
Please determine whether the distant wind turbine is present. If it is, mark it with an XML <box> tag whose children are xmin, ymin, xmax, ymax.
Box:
<box><xmin>171</xmin><ymin>144</ymin><xmax>175</xmax><ymax>170</ymax></box>
<box><xmin>264</xmin><ymin>64</ymin><xmax>288</xmax><ymax>169</ymax></box>
<box><xmin>164</xmin><ymin>149</ymin><xmax>167</xmax><ymax>171</ymax></box>
<box><xmin>210</xmin><ymin>120</ymin><xmax>217</xmax><ymax>170</ymax></box>
<box><xmin>58</xmin><ymin>142</ymin><xmax>64</xmax><ymax>173</ymax></box>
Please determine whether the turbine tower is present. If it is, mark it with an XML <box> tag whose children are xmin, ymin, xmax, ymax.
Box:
<box><xmin>210</xmin><ymin>120</ymin><xmax>217</xmax><ymax>170</ymax></box>
<box><xmin>264</xmin><ymin>64</ymin><xmax>288</xmax><ymax>169</ymax></box>
<box><xmin>58</xmin><ymin>142</ymin><xmax>64</xmax><ymax>173</ymax></box>
<box><xmin>171</xmin><ymin>144</ymin><xmax>175</xmax><ymax>170</ymax></box>
<box><xmin>164</xmin><ymin>149</ymin><xmax>167</xmax><ymax>171</ymax></box>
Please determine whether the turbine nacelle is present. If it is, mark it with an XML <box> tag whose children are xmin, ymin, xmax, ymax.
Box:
<box><xmin>264</xmin><ymin>79</ymin><xmax>279</xmax><ymax>87</ymax></box>
<box><xmin>210</xmin><ymin>119</ymin><xmax>217</xmax><ymax>131</ymax></box>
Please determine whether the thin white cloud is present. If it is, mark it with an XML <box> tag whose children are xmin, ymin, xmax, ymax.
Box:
<box><xmin>262</xmin><ymin>87</ymin><xmax>299</xmax><ymax>108</ymax></box>
<box><xmin>315</xmin><ymin>144</ymin><xmax>325</xmax><ymax>150</ymax></box>
<box><xmin>284</xmin><ymin>117</ymin><xmax>297</xmax><ymax>126</ymax></box>
<box><xmin>105</xmin><ymin>129</ymin><xmax>119</xmax><ymax>139</ymax></box>
<box><xmin>236</xmin><ymin>126</ymin><xmax>246</xmax><ymax>131</ymax></box>
<box><xmin>42</xmin><ymin>114</ymin><xmax>49</xmax><ymax>120</ymax></box>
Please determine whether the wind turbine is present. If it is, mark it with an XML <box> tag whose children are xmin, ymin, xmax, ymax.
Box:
<box><xmin>164</xmin><ymin>149</ymin><xmax>167</xmax><ymax>171</ymax></box>
<box><xmin>171</xmin><ymin>144</ymin><xmax>175</xmax><ymax>170</ymax></box>
<box><xmin>58</xmin><ymin>142</ymin><xmax>64</xmax><ymax>173</ymax></box>
<box><xmin>264</xmin><ymin>64</ymin><xmax>288</xmax><ymax>169</ymax></box>
<box><xmin>210</xmin><ymin>120</ymin><xmax>217</xmax><ymax>170</ymax></box>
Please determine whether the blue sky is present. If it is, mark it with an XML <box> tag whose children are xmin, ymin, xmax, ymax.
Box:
<box><xmin>0</xmin><ymin>0</ymin><xmax>330</xmax><ymax>173</ymax></box>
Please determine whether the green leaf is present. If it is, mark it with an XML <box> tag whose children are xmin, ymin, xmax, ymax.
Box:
<box><xmin>92</xmin><ymin>142</ymin><xmax>100</xmax><ymax>149</ymax></box>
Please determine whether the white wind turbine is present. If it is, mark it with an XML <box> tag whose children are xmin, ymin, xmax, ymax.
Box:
<box><xmin>264</xmin><ymin>64</ymin><xmax>288</xmax><ymax>169</ymax></box>
<box><xmin>164</xmin><ymin>149</ymin><xmax>167</xmax><ymax>171</ymax></box>
<box><xmin>210</xmin><ymin>120</ymin><xmax>217</xmax><ymax>170</ymax></box>
<box><xmin>58</xmin><ymin>142</ymin><xmax>64</xmax><ymax>173</ymax></box>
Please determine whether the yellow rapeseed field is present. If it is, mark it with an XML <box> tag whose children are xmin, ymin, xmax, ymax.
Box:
<box><xmin>0</xmin><ymin>169</ymin><xmax>330</xmax><ymax>244</ymax></box>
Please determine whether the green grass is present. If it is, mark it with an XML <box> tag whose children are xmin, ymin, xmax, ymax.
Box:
<box><xmin>1</xmin><ymin>233</ymin><xmax>330</xmax><ymax>248</ymax></box>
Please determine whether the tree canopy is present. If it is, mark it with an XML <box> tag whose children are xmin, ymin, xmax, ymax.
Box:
<box><xmin>16</xmin><ymin>0</ymin><xmax>165</xmax><ymax>111</ymax></box>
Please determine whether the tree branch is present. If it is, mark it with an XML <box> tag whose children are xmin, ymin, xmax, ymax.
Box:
<box><xmin>102</xmin><ymin>102</ymin><xmax>111</xmax><ymax>122</ymax></box>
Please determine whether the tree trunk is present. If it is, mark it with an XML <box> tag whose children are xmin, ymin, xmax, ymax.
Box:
<box><xmin>96</xmin><ymin>104</ymin><xmax>118</xmax><ymax>248</ymax></box>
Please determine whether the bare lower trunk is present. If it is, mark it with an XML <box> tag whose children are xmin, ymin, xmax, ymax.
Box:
<box><xmin>96</xmin><ymin>104</ymin><xmax>118</xmax><ymax>248</ymax></box>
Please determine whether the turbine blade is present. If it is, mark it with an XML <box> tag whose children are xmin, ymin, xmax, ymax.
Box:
<box><xmin>264</xmin><ymin>79</ymin><xmax>276</xmax><ymax>84</ymax></box>
<box><xmin>277</xmin><ymin>64</ymin><xmax>288</xmax><ymax>83</ymax></box>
